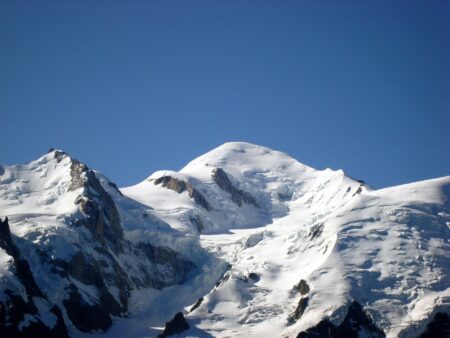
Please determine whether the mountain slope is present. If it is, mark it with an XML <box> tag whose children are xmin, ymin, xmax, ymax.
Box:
<box><xmin>1</xmin><ymin>142</ymin><xmax>449</xmax><ymax>338</ymax></box>
<box><xmin>0</xmin><ymin>150</ymin><xmax>219</xmax><ymax>337</ymax></box>
<box><xmin>122</xmin><ymin>142</ymin><xmax>450</xmax><ymax>338</ymax></box>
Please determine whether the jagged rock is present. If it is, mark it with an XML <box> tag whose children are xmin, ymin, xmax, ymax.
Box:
<box><xmin>288</xmin><ymin>297</ymin><xmax>309</xmax><ymax>324</ymax></box>
<box><xmin>53</xmin><ymin>150</ymin><xmax>67</xmax><ymax>163</ymax></box>
<box><xmin>63</xmin><ymin>286</ymin><xmax>112</xmax><ymax>332</ymax></box>
<box><xmin>0</xmin><ymin>217</ymin><xmax>19</xmax><ymax>257</ymax></box>
<box><xmin>0</xmin><ymin>217</ymin><xmax>70</xmax><ymax>337</ymax></box>
<box><xmin>137</xmin><ymin>243</ymin><xmax>198</xmax><ymax>289</ymax></box>
<box><xmin>15</xmin><ymin>258</ymin><xmax>45</xmax><ymax>298</ymax></box>
<box><xmin>211</xmin><ymin>168</ymin><xmax>259</xmax><ymax>208</ymax></box>
<box><xmin>352</xmin><ymin>185</ymin><xmax>363</xmax><ymax>196</ymax></box>
<box><xmin>69</xmin><ymin>159</ymin><xmax>123</xmax><ymax>253</ymax></box>
<box><xmin>154</xmin><ymin>176</ymin><xmax>213</xmax><ymax>211</ymax></box>
<box><xmin>294</xmin><ymin>279</ymin><xmax>310</xmax><ymax>296</ymax></box>
<box><xmin>296</xmin><ymin>301</ymin><xmax>385</xmax><ymax>338</ymax></box>
<box><xmin>1</xmin><ymin>217</ymin><xmax>44</xmax><ymax>298</ymax></box>
<box><xmin>309</xmin><ymin>223</ymin><xmax>323</xmax><ymax>240</ymax></box>
<box><xmin>47</xmin><ymin>244</ymin><xmax>131</xmax><ymax>332</ymax></box>
<box><xmin>0</xmin><ymin>292</ymin><xmax>69</xmax><ymax>338</ymax></box>
<box><xmin>189</xmin><ymin>297</ymin><xmax>204</xmax><ymax>312</ymax></box>
<box><xmin>418</xmin><ymin>312</ymin><xmax>450</xmax><ymax>338</ymax></box>
<box><xmin>107</xmin><ymin>181</ymin><xmax>123</xmax><ymax>196</ymax></box>
<box><xmin>158</xmin><ymin>312</ymin><xmax>190</xmax><ymax>338</ymax></box>
<box><xmin>48</xmin><ymin>305</ymin><xmax>70</xmax><ymax>338</ymax></box>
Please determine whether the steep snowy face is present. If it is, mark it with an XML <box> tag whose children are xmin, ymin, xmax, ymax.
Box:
<box><xmin>123</xmin><ymin>142</ymin><xmax>364</xmax><ymax>234</ymax></box>
<box><xmin>2</xmin><ymin>143</ymin><xmax>449</xmax><ymax>338</ymax></box>
<box><xmin>0</xmin><ymin>150</ymin><xmax>80</xmax><ymax>217</ymax></box>
<box><xmin>182</xmin><ymin>176</ymin><xmax>450</xmax><ymax>338</ymax></box>
<box><xmin>0</xmin><ymin>151</ymin><xmax>211</xmax><ymax>337</ymax></box>
<box><xmin>122</xmin><ymin>142</ymin><xmax>449</xmax><ymax>338</ymax></box>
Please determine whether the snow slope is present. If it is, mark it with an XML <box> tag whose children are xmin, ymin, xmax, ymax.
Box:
<box><xmin>1</xmin><ymin>142</ymin><xmax>448</xmax><ymax>338</ymax></box>
<box><xmin>122</xmin><ymin>142</ymin><xmax>450</xmax><ymax>338</ymax></box>
<box><xmin>0</xmin><ymin>150</ymin><xmax>221</xmax><ymax>337</ymax></box>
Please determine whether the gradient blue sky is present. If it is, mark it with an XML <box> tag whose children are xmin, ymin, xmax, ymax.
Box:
<box><xmin>1</xmin><ymin>0</ymin><xmax>449</xmax><ymax>188</ymax></box>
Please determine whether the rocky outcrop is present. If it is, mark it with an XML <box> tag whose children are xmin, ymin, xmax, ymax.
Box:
<box><xmin>211</xmin><ymin>168</ymin><xmax>259</xmax><ymax>208</ymax></box>
<box><xmin>296</xmin><ymin>301</ymin><xmax>385</xmax><ymax>338</ymax></box>
<box><xmin>44</xmin><ymin>244</ymin><xmax>131</xmax><ymax>331</ymax></box>
<box><xmin>288</xmin><ymin>280</ymin><xmax>310</xmax><ymax>324</ymax></box>
<box><xmin>418</xmin><ymin>312</ymin><xmax>450</xmax><ymax>338</ymax></box>
<box><xmin>0</xmin><ymin>293</ymin><xmax>69</xmax><ymax>338</ymax></box>
<box><xmin>288</xmin><ymin>297</ymin><xmax>309</xmax><ymax>324</ymax></box>
<box><xmin>158</xmin><ymin>312</ymin><xmax>190</xmax><ymax>338</ymax></box>
<box><xmin>0</xmin><ymin>217</ymin><xmax>69</xmax><ymax>338</ymax></box>
<box><xmin>189</xmin><ymin>297</ymin><xmax>204</xmax><ymax>312</ymax></box>
<box><xmin>68</xmin><ymin>158</ymin><xmax>123</xmax><ymax>253</ymax></box>
<box><xmin>0</xmin><ymin>217</ymin><xmax>18</xmax><ymax>257</ymax></box>
<box><xmin>294</xmin><ymin>279</ymin><xmax>310</xmax><ymax>296</ymax></box>
<box><xmin>44</xmin><ymin>230</ymin><xmax>197</xmax><ymax>332</ymax></box>
<box><xmin>136</xmin><ymin>243</ymin><xmax>198</xmax><ymax>289</ymax></box>
<box><xmin>154</xmin><ymin>176</ymin><xmax>213</xmax><ymax>211</ymax></box>
<box><xmin>63</xmin><ymin>285</ymin><xmax>112</xmax><ymax>333</ymax></box>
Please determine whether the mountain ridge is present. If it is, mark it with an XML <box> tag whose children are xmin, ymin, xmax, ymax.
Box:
<box><xmin>0</xmin><ymin>142</ymin><xmax>449</xmax><ymax>338</ymax></box>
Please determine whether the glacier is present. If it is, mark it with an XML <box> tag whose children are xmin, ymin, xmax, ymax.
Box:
<box><xmin>0</xmin><ymin>142</ymin><xmax>449</xmax><ymax>338</ymax></box>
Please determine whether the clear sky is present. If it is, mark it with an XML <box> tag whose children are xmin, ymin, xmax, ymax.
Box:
<box><xmin>1</xmin><ymin>0</ymin><xmax>449</xmax><ymax>188</ymax></box>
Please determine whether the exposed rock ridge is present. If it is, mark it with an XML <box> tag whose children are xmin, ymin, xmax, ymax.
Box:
<box><xmin>158</xmin><ymin>312</ymin><xmax>190</xmax><ymax>338</ymax></box>
<box><xmin>154</xmin><ymin>176</ymin><xmax>213</xmax><ymax>211</ymax></box>
<box><xmin>211</xmin><ymin>168</ymin><xmax>260</xmax><ymax>208</ymax></box>
<box><xmin>0</xmin><ymin>217</ymin><xmax>69</xmax><ymax>338</ymax></box>
<box><xmin>296</xmin><ymin>301</ymin><xmax>385</xmax><ymax>338</ymax></box>
<box><xmin>66</xmin><ymin>156</ymin><xmax>123</xmax><ymax>253</ymax></box>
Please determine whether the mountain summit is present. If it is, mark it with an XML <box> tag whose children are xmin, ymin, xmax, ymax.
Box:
<box><xmin>1</xmin><ymin>143</ymin><xmax>449</xmax><ymax>338</ymax></box>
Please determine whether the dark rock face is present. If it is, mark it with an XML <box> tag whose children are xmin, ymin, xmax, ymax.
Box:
<box><xmin>46</xmin><ymin>243</ymin><xmax>132</xmax><ymax>330</ymax></box>
<box><xmin>136</xmin><ymin>243</ymin><xmax>198</xmax><ymax>289</ymax></box>
<box><xmin>0</xmin><ymin>216</ymin><xmax>19</xmax><ymax>257</ymax></box>
<box><xmin>294</xmin><ymin>280</ymin><xmax>310</xmax><ymax>296</ymax></box>
<box><xmin>296</xmin><ymin>301</ymin><xmax>385</xmax><ymax>338</ymax></box>
<box><xmin>0</xmin><ymin>217</ymin><xmax>43</xmax><ymax>298</ymax></box>
<box><xmin>0</xmin><ymin>295</ymin><xmax>69</xmax><ymax>338</ymax></box>
<box><xmin>288</xmin><ymin>279</ymin><xmax>310</xmax><ymax>324</ymax></box>
<box><xmin>0</xmin><ymin>217</ymin><xmax>69</xmax><ymax>338</ymax></box>
<box><xmin>352</xmin><ymin>185</ymin><xmax>363</xmax><ymax>197</ymax></box>
<box><xmin>418</xmin><ymin>312</ymin><xmax>450</xmax><ymax>338</ymax></box>
<box><xmin>69</xmin><ymin>159</ymin><xmax>123</xmax><ymax>253</ymax></box>
<box><xmin>53</xmin><ymin>150</ymin><xmax>67</xmax><ymax>163</ymax></box>
<box><xmin>154</xmin><ymin>176</ymin><xmax>213</xmax><ymax>211</ymax></box>
<box><xmin>288</xmin><ymin>297</ymin><xmax>309</xmax><ymax>324</ymax></box>
<box><xmin>189</xmin><ymin>297</ymin><xmax>204</xmax><ymax>312</ymax></box>
<box><xmin>309</xmin><ymin>224</ymin><xmax>323</xmax><ymax>240</ymax></box>
<box><xmin>211</xmin><ymin>168</ymin><xmax>259</xmax><ymax>208</ymax></box>
<box><xmin>1</xmin><ymin>155</ymin><xmax>202</xmax><ymax>336</ymax></box>
<box><xmin>63</xmin><ymin>286</ymin><xmax>112</xmax><ymax>333</ymax></box>
<box><xmin>158</xmin><ymin>312</ymin><xmax>190</xmax><ymax>338</ymax></box>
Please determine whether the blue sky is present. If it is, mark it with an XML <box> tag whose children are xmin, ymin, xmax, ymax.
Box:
<box><xmin>1</xmin><ymin>0</ymin><xmax>448</xmax><ymax>188</ymax></box>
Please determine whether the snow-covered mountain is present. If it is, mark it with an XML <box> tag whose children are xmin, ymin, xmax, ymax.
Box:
<box><xmin>1</xmin><ymin>142</ymin><xmax>449</xmax><ymax>338</ymax></box>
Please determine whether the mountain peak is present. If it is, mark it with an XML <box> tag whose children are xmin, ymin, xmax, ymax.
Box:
<box><xmin>180</xmin><ymin>141</ymin><xmax>315</xmax><ymax>180</ymax></box>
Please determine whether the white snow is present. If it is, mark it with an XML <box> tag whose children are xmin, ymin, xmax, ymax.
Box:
<box><xmin>121</xmin><ymin>142</ymin><xmax>450</xmax><ymax>338</ymax></box>
<box><xmin>1</xmin><ymin>142</ymin><xmax>449</xmax><ymax>338</ymax></box>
